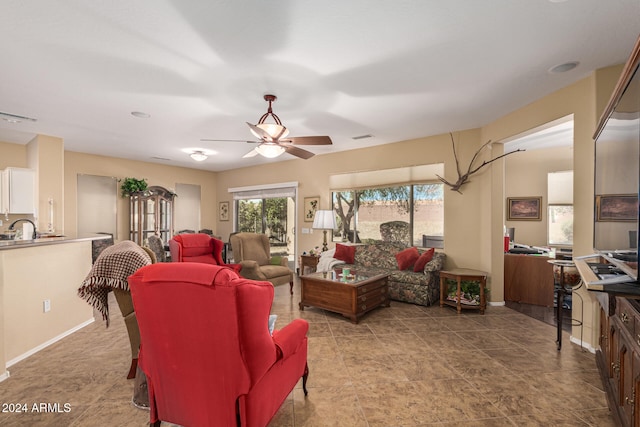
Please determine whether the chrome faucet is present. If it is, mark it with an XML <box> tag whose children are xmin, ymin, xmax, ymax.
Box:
<box><xmin>8</xmin><ymin>219</ymin><xmax>37</xmax><ymax>239</ymax></box>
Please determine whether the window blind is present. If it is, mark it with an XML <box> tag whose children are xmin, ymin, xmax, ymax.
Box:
<box><xmin>229</xmin><ymin>182</ymin><xmax>298</xmax><ymax>200</ymax></box>
<box><xmin>329</xmin><ymin>164</ymin><xmax>444</xmax><ymax>190</ymax></box>
<box><xmin>548</xmin><ymin>170</ymin><xmax>573</xmax><ymax>204</ymax></box>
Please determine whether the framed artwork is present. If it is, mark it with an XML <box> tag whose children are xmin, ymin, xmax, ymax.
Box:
<box><xmin>596</xmin><ymin>194</ymin><xmax>638</xmax><ymax>222</ymax></box>
<box><xmin>219</xmin><ymin>201</ymin><xmax>229</xmax><ymax>221</ymax></box>
<box><xmin>507</xmin><ymin>197</ymin><xmax>542</xmax><ymax>221</ymax></box>
<box><xmin>304</xmin><ymin>197</ymin><xmax>319</xmax><ymax>222</ymax></box>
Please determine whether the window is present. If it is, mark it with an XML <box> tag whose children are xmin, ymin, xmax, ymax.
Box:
<box><xmin>229</xmin><ymin>182</ymin><xmax>297</xmax><ymax>260</ymax></box>
<box><xmin>547</xmin><ymin>171</ymin><xmax>573</xmax><ymax>245</ymax></box>
<box><xmin>332</xmin><ymin>183</ymin><xmax>444</xmax><ymax>246</ymax></box>
<box><xmin>548</xmin><ymin>205</ymin><xmax>573</xmax><ymax>245</ymax></box>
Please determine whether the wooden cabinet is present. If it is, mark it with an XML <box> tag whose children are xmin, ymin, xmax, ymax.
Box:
<box><xmin>129</xmin><ymin>186</ymin><xmax>175</xmax><ymax>246</ymax></box>
<box><xmin>1</xmin><ymin>167</ymin><xmax>35</xmax><ymax>214</ymax></box>
<box><xmin>299</xmin><ymin>272</ymin><xmax>389</xmax><ymax>323</ymax></box>
<box><xmin>504</xmin><ymin>254</ymin><xmax>554</xmax><ymax>306</ymax></box>
<box><xmin>598</xmin><ymin>297</ymin><xmax>640</xmax><ymax>426</ymax></box>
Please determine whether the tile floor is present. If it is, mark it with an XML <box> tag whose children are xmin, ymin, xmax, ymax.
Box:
<box><xmin>0</xmin><ymin>277</ymin><xmax>615</xmax><ymax>426</ymax></box>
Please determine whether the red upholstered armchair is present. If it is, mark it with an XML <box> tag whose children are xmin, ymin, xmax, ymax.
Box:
<box><xmin>169</xmin><ymin>233</ymin><xmax>240</xmax><ymax>272</ymax></box>
<box><xmin>169</xmin><ymin>232</ymin><xmax>224</xmax><ymax>264</ymax></box>
<box><xmin>129</xmin><ymin>263</ymin><xmax>309</xmax><ymax>427</ymax></box>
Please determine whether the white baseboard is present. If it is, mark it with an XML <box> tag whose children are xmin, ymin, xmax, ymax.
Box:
<box><xmin>0</xmin><ymin>370</ymin><xmax>10</xmax><ymax>383</ymax></box>
<box><xmin>570</xmin><ymin>335</ymin><xmax>596</xmax><ymax>353</ymax></box>
<box><xmin>488</xmin><ymin>301</ymin><xmax>505</xmax><ymax>306</ymax></box>
<box><xmin>6</xmin><ymin>318</ymin><xmax>95</xmax><ymax>368</ymax></box>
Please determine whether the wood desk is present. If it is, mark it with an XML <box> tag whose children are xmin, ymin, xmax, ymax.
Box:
<box><xmin>504</xmin><ymin>254</ymin><xmax>554</xmax><ymax>307</ymax></box>
<box><xmin>439</xmin><ymin>268</ymin><xmax>488</xmax><ymax>314</ymax></box>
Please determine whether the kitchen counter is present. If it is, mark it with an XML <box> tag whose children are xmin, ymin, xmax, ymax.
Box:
<box><xmin>0</xmin><ymin>233</ymin><xmax>111</xmax><ymax>250</ymax></box>
<box><xmin>0</xmin><ymin>234</ymin><xmax>109</xmax><ymax>380</ymax></box>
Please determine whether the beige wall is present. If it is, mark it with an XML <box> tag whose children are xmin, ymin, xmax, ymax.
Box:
<box><xmin>215</xmin><ymin>129</ymin><xmax>489</xmax><ymax>273</ymax></box>
<box><xmin>28</xmin><ymin>135</ymin><xmax>65</xmax><ymax>233</ymax></box>
<box><xmin>482</xmin><ymin>65</ymin><xmax>623</xmax><ymax>349</ymax></box>
<box><xmin>0</xmin><ymin>141</ymin><xmax>27</xmax><ymax>169</ymax></box>
<box><xmin>63</xmin><ymin>152</ymin><xmax>218</xmax><ymax>241</ymax></box>
<box><xmin>0</xmin><ymin>241</ymin><xmax>94</xmax><ymax>369</ymax></box>
<box><xmin>0</xmin><ymin>63</ymin><xmax>628</xmax><ymax>352</ymax></box>
<box><xmin>505</xmin><ymin>146</ymin><xmax>573</xmax><ymax>247</ymax></box>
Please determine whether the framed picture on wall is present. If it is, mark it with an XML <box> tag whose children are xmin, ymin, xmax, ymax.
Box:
<box><xmin>507</xmin><ymin>197</ymin><xmax>542</xmax><ymax>221</ymax></box>
<box><xmin>304</xmin><ymin>197</ymin><xmax>319</xmax><ymax>222</ymax></box>
<box><xmin>596</xmin><ymin>194</ymin><xmax>638</xmax><ymax>222</ymax></box>
<box><xmin>219</xmin><ymin>201</ymin><xmax>229</xmax><ymax>221</ymax></box>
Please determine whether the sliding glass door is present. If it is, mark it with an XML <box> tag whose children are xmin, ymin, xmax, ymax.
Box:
<box><xmin>236</xmin><ymin>197</ymin><xmax>295</xmax><ymax>262</ymax></box>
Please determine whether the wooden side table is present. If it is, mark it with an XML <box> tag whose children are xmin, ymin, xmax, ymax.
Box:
<box><xmin>440</xmin><ymin>268</ymin><xmax>488</xmax><ymax>314</ymax></box>
<box><xmin>299</xmin><ymin>254</ymin><xmax>320</xmax><ymax>276</ymax></box>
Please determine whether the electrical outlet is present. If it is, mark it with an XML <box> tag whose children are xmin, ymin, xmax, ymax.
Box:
<box><xmin>43</xmin><ymin>299</ymin><xmax>51</xmax><ymax>313</ymax></box>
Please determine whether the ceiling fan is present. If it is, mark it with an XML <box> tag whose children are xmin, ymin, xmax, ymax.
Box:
<box><xmin>201</xmin><ymin>94</ymin><xmax>332</xmax><ymax>159</ymax></box>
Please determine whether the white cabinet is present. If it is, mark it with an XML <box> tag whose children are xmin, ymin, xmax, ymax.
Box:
<box><xmin>1</xmin><ymin>168</ymin><xmax>35</xmax><ymax>214</ymax></box>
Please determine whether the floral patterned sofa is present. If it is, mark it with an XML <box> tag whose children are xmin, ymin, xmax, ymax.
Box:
<box><xmin>339</xmin><ymin>241</ymin><xmax>446</xmax><ymax>306</ymax></box>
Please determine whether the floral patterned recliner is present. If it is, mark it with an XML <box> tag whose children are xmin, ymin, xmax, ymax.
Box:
<box><xmin>340</xmin><ymin>241</ymin><xmax>446</xmax><ymax>306</ymax></box>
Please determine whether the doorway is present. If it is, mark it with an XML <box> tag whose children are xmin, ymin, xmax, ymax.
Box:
<box><xmin>236</xmin><ymin>197</ymin><xmax>295</xmax><ymax>262</ymax></box>
<box><xmin>502</xmin><ymin>115</ymin><xmax>575</xmax><ymax>329</ymax></box>
<box><xmin>229</xmin><ymin>182</ymin><xmax>298</xmax><ymax>270</ymax></box>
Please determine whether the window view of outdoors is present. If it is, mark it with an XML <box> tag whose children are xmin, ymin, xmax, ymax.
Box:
<box><xmin>413</xmin><ymin>184</ymin><xmax>444</xmax><ymax>246</ymax></box>
<box><xmin>236</xmin><ymin>197</ymin><xmax>291</xmax><ymax>256</ymax></box>
<box><xmin>548</xmin><ymin>205</ymin><xmax>573</xmax><ymax>245</ymax></box>
<box><xmin>332</xmin><ymin>183</ymin><xmax>444</xmax><ymax>246</ymax></box>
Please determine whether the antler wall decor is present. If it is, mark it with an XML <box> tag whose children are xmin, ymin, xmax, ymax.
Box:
<box><xmin>436</xmin><ymin>133</ymin><xmax>524</xmax><ymax>194</ymax></box>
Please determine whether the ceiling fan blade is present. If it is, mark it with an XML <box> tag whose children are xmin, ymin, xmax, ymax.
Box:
<box><xmin>243</xmin><ymin>149</ymin><xmax>259</xmax><ymax>158</ymax></box>
<box><xmin>246</xmin><ymin>122</ymin><xmax>273</xmax><ymax>142</ymax></box>
<box><xmin>283</xmin><ymin>136</ymin><xmax>333</xmax><ymax>145</ymax></box>
<box><xmin>284</xmin><ymin>145</ymin><xmax>315</xmax><ymax>159</ymax></box>
<box><xmin>200</xmin><ymin>138</ymin><xmax>259</xmax><ymax>143</ymax></box>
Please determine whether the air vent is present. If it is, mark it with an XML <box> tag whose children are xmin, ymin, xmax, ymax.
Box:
<box><xmin>352</xmin><ymin>134</ymin><xmax>373</xmax><ymax>140</ymax></box>
<box><xmin>150</xmin><ymin>156</ymin><xmax>171</xmax><ymax>161</ymax></box>
<box><xmin>0</xmin><ymin>111</ymin><xmax>37</xmax><ymax>123</ymax></box>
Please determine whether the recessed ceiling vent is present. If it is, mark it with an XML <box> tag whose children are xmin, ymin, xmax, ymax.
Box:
<box><xmin>0</xmin><ymin>111</ymin><xmax>37</xmax><ymax>123</ymax></box>
<box><xmin>150</xmin><ymin>156</ymin><xmax>171</xmax><ymax>161</ymax></box>
<box><xmin>352</xmin><ymin>134</ymin><xmax>373</xmax><ymax>140</ymax></box>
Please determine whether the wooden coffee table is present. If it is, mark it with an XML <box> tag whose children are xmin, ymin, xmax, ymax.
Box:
<box><xmin>299</xmin><ymin>268</ymin><xmax>389</xmax><ymax>323</ymax></box>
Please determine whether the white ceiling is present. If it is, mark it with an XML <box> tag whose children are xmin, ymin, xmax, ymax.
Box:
<box><xmin>0</xmin><ymin>0</ymin><xmax>638</xmax><ymax>172</ymax></box>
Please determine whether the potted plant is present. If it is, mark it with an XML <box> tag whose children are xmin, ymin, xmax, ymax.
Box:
<box><xmin>446</xmin><ymin>279</ymin><xmax>488</xmax><ymax>306</ymax></box>
<box><xmin>120</xmin><ymin>177</ymin><xmax>148</xmax><ymax>197</ymax></box>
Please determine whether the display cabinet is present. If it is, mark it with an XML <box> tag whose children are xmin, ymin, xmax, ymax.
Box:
<box><xmin>129</xmin><ymin>186</ymin><xmax>175</xmax><ymax>246</ymax></box>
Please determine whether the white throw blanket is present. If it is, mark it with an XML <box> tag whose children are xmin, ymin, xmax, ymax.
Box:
<box><xmin>316</xmin><ymin>248</ymin><xmax>345</xmax><ymax>272</ymax></box>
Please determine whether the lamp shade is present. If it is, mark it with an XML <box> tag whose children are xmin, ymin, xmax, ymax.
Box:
<box><xmin>250</xmin><ymin>123</ymin><xmax>289</xmax><ymax>141</ymax></box>
<box><xmin>255</xmin><ymin>143</ymin><xmax>285</xmax><ymax>158</ymax></box>
<box><xmin>312</xmin><ymin>210</ymin><xmax>337</xmax><ymax>230</ymax></box>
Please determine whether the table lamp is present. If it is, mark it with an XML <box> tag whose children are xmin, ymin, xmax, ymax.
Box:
<box><xmin>312</xmin><ymin>210</ymin><xmax>337</xmax><ymax>252</ymax></box>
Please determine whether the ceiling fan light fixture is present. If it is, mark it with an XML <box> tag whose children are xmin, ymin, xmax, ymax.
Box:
<box><xmin>190</xmin><ymin>151</ymin><xmax>208</xmax><ymax>161</ymax></box>
<box><xmin>255</xmin><ymin>143</ymin><xmax>285</xmax><ymax>158</ymax></box>
<box><xmin>250</xmin><ymin>123</ymin><xmax>289</xmax><ymax>141</ymax></box>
